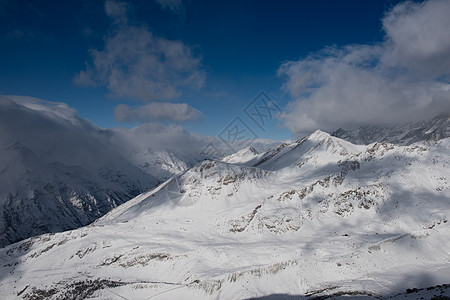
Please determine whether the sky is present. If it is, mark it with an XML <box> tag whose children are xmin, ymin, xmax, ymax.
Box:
<box><xmin>1</xmin><ymin>0</ymin><xmax>449</xmax><ymax>140</ymax></box>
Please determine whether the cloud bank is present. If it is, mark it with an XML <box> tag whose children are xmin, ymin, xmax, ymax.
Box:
<box><xmin>0</xmin><ymin>95</ymin><xmax>205</xmax><ymax>169</ymax></box>
<box><xmin>1</xmin><ymin>95</ymin><xmax>287</xmax><ymax>177</ymax></box>
<box><xmin>74</xmin><ymin>0</ymin><xmax>203</xmax><ymax>123</ymax></box>
<box><xmin>278</xmin><ymin>0</ymin><xmax>450</xmax><ymax>136</ymax></box>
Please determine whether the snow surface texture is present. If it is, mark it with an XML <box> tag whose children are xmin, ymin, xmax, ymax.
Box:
<box><xmin>332</xmin><ymin>113</ymin><xmax>450</xmax><ymax>145</ymax></box>
<box><xmin>0</xmin><ymin>96</ymin><xmax>281</xmax><ymax>247</ymax></box>
<box><xmin>0</xmin><ymin>130</ymin><xmax>449</xmax><ymax>299</ymax></box>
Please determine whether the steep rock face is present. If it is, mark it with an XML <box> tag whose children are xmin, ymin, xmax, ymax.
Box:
<box><xmin>332</xmin><ymin>113</ymin><xmax>450</xmax><ymax>145</ymax></box>
<box><xmin>0</xmin><ymin>143</ymin><xmax>154</xmax><ymax>247</ymax></box>
<box><xmin>1</xmin><ymin>131</ymin><xmax>448</xmax><ymax>299</ymax></box>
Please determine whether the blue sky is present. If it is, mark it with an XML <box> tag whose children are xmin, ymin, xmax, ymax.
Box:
<box><xmin>1</xmin><ymin>0</ymin><xmax>449</xmax><ymax>140</ymax></box>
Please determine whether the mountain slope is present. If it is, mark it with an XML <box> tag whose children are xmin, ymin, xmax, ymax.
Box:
<box><xmin>332</xmin><ymin>113</ymin><xmax>450</xmax><ymax>145</ymax></box>
<box><xmin>1</xmin><ymin>132</ymin><xmax>448</xmax><ymax>299</ymax></box>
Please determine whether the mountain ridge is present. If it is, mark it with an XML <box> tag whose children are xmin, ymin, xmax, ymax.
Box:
<box><xmin>1</xmin><ymin>129</ymin><xmax>448</xmax><ymax>299</ymax></box>
<box><xmin>332</xmin><ymin>113</ymin><xmax>450</xmax><ymax>145</ymax></box>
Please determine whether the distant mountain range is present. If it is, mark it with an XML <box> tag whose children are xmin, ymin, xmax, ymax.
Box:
<box><xmin>332</xmin><ymin>113</ymin><xmax>450</xmax><ymax>145</ymax></box>
<box><xmin>1</xmin><ymin>125</ymin><xmax>449</xmax><ymax>298</ymax></box>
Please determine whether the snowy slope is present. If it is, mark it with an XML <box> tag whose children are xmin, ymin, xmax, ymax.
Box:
<box><xmin>332</xmin><ymin>113</ymin><xmax>450</xmax><ymax>145</ymax></box>
<box><xmin>0</xmin><ymin>131</ymin><xmax>449</xmax><ymax>299</ymax></box>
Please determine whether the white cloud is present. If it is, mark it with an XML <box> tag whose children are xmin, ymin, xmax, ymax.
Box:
<box><xmin>114</xmin><ymin>102</ymin><xmax>202</xmax><ymax>123</ymax></box>
<box><xmin>74</xmin><ymin>0</ymin><xmax>204</xmax><ymax>103</ymax></box>
<box><xmin>112</xmin><ymin>122</ymin><xmax>205</xmax><ymax>157</ymax></box>
<box><xmin>0</xmin><ymin>95</ymin><xmax>203</xmax><ymax>161</ymax></box>
<box><xmin>278</xmin><ymin>0</ymin><xmax>450</xmax><ymax>136</ymax></box>
<box><xmin>156</xmin><ymin>0</ymin><xmax>183</xmax><ymax>13</ymax></box>
<box><xmin>104</xmin><ymin>0</ymin><xmax>128</xmax><ymax>24</ymax></box>
<box><xmin>382</xmin><ymin>0</ymin><xmax>450</xmax><ymax>78</ymax></box>
<box><xmin>0</xmin><ymin>95</ymin><xmax>118</xmax><ymax>168</ymax></box>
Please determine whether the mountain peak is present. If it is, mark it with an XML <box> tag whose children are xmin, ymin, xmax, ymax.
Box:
<box><xmin>222</xmin><ymin>146</ymin><xmax>259</xmax><ymax>165</ymax></box>
<box><xmin>308</xmin><ymin>129</ymin><xmax>332</xmax><ymax>141</ymax></box>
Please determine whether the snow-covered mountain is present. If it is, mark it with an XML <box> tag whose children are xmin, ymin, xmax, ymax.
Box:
<box><xmin>0</xmin><ymin>96</ymin><xmax>162</xmax><ymax>248</ymax></box>
<box><xmin>1</xmin><ymin>130</ymin><xmax>448</xmax><ymax>299</ymax></box>
<box><xmin>0</xmin><ymin>96</ymin><xmax>282</xmax><ymax>248</ymax></box>
<box><xmin>332</xmin><ymin>113</ymin><xmax>450</xmax><ymax>145</ymax></box>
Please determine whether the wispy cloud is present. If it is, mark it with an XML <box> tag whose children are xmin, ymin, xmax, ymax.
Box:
<box><xmin>155</xmin><ymin>0</ymin><xmax>183</xmax><ymax>14</ymax></box>
<box><xmin>74</xmin><ymin>0</ymin><xmax>203</xmax><ymax>124</ymax></box>
<box><xmin>104</xmin><ymin>0</ymin><xmax>128</xmax><ymax>24</ymax></box>
<box><xmin>278</xmin><ymin>0</ymin><xmax>450</xmax><ymax>136</ymax></box>
<box><xmin>74</xmin><ymin>0</ymin><xmax>204</xmax><ymax>102</ymax></box>
<box><xmin>114</xmin><ymin>102</ymin><xmax>202</xmax><ymax>123</ymax></box>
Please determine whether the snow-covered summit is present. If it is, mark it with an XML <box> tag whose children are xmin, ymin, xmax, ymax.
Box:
<box><xmin>221</xmin><ymin>146</ymin><xmax>259</xmax><ymax>164</ymax></box>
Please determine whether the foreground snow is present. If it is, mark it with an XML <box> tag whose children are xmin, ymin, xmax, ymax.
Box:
<box><xmin>0</xmin><ymin>132</ymin><xmax>449</xmax><ymax>299</ymax></box>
